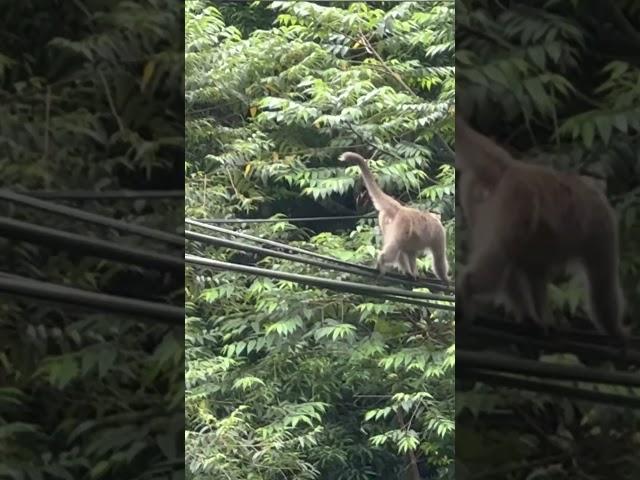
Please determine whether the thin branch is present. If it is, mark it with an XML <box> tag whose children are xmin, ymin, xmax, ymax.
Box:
<box><xmin>357</xmin><ymin>32</ymin><xmax>454</xmax><ymax>158</ymax></box>
<box><xmin>43</xmin><ymin>86</ymin><xmax>51</xmax><ymax>161</ymax></box>
<box><xmin>608</xmin><ymin>2</ymin><xmax>640</xmax><ymax>49</ymax></box>
<box><xmin>98</xmin><ymin>69</ymin><xmax>126</xmax><ymax>134</ymax></box>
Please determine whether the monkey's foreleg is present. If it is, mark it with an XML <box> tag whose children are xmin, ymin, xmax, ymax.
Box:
<box><xmin>459</xmin><ymin>245</ymin><xmax>512</xmax><ymax>328</ymax></box>
<box><xmin>376</xmin><ymin>242</ymin><xmax>400</xmax><ymax>278</ymax></box>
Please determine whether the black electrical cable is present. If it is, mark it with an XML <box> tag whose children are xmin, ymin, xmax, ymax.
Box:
<box><xmin>197</xmin><ymin>213</ymin><xmax>377</xmax><ymax>224</ymax></box>
<box><xmin>463</xmin><ymin>314</ymin><xmax>640</xmax><ymax>346</ymax></box>
<box><xmin>459</xmin><ymin>369</ymin><xmax>640</xmax><ymax>409</ymax></box>
<box><xmin>1</xmin><ymin>217</ymin><xmax>183</xmax><ymax>273</ymax></box>
<box><xmin>186</xmin><ymin>254</ymin><xmax>455</xmax><ymax>311</ymax></box>
<box><xmin>186</xmin><ymin>218</ymin><xmax>453</xmax><ymax>292</ymax></box>
<box><xmin>0</xmin><ymin>189</ymin><xmax>184</xmax><ymax>246</ymax></box>
<box><xmin>186</xmin><ymin>230</ymin><xmax>454</xmax><ymax>301</ymax></box>
<box><xmin>464</xmin><ymin>325</ymin><xmax>640</xmax><ymax>364</ymax></box>
<box><xmin>457</xmin><ymin>350</ymin><xmax>640</xmax><ymax>387</ymax></box>
<box><xmin>0</xmin><ymin>274</ymin><xmax>183</xmax><ymax>324</ymax></box>
<box><xmin>24</xmin><ymin>190</ymin><xmax>185</xmax><ymax>200</ymax></box>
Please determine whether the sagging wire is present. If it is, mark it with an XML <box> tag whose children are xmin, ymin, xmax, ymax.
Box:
<box><xmin>459</xmin><ymin>368</ymin><xmax>640</xmax><ymax>409</ymax></box>
<box><xmin>461</xmin><ymin>314</ymin><xmax>640</xmax><ymax>346</ymax></box>
<box><xmin>186</xmin><ymin>218</ymin><xmax>453</xmax><ymax>293</ymax></box>
<box><xmin>186</xmin><ymin>229</ymin><xmax>454</xmax><ymax>300</ymax></box>
<box><xmin>457</xmin><ymin>350</ymin><xmax>640</xmax><ymax>388</ymax></box>
<box><xmin>0</xmin><ymin>217</ymin><xmax>183</xmax><ymax>273</ymax></box>
<box><xmin>1</xmin><ymin>192</ymin><xmax>183</xmax><ymax>322</ymax></box>
<box><xmin>465</xmin><ymin>324</ymin><xmax>640</xmax><ymax>365</ymax></box>
<box><xmin>1</xmin><ymin>189</ymin><xmax>184</xmax><ymax>247</ymax></box>
<box><xmin>197</xmin><ymin>213</ymin><xmax>377</xmax><ymax>224</ymax></box>
<box><xmin>23</xmin><ymin>190</ymin><xmax>185</xmax><ymax>200</ymax></box>
<box><xmin>186</xmin><ymin>254</ymin><xmax>455</xmax><ymax>311</ymax></box>
<box><xmin>0</xmin><ymin>273</ymin><xmax>183</xmax><ymax>324</ymax></box>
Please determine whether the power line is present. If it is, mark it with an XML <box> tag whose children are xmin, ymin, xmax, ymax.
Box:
<box><xmin>457</xmin><ymin>350</ymin><xmax>640</xmax><ymax>387</ymax></box>
<box><xmin>196</xmin><ymin>213</ymin><xmax>376</xmax><ymax>224</ymax></box>
<box><xmin>23</xmin><ymin>190</ymin><xmax>185</xmax><ymax>200</ymax></box>
<box><xmin>0</xmin><ymin>274</ymin><xmax>183</xmax><ymax>324</ymax></box>
<box><xmin>0</xmin><ymin>189</ymin><xmax>184</xmax><ymax>247</ymax></box>
<box><xmin>465</xmin><ymin>325</ymin><xmax>640</xmax><ymax>364</ymax></box>
<box><xmin>186</xmin><ymin>229</ymin><xmax>454</xmax><ymax>300</ymax></box>
<box><xmin>461</xmin><ymin>314</ymin><xmax>640</xmax><ymax>346</ymax></box>
<box><xmin>1</xmin><ymin>217</ymin><xmax>183</xmax><ymax>273</ymax></box>
<box><xmin>186</xmin><ymin>219</ymin><xmax>453</xmax><ymax>292</ymax></box>
<box><xmin>186</xmin><ymin>254</ymin><xmax>455</xmax><ymax>310</ymax></box>
<box><xmin>459</xmin><ymin>369</ymin><xmax>640</xmax><ymax>409</ymax></box>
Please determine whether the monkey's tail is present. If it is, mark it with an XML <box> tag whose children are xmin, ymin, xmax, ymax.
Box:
<box><xmin>339</xmin><ymin>152</ymin><xmax>401</xmax><ymax>216</ymax></box>
<box><xmin>455</xmin><ymin>116</ymin><xmax>513</xmax><ymax>189</ymax></box>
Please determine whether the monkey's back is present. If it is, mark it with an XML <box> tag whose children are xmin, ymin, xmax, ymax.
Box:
<box><xmin>390</xmin><ymin>207</ymin><xmax>445</xmax><ymax>253</ymax></box>
<box><xmin>475</xmin><ymin>162</ymin><xmax>617</xmax><ymax>268</ymax></box>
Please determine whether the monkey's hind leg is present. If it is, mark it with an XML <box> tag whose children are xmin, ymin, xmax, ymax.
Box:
<box><xmin>430</xmin><ymin>229</ymin><xmax>449</xmax><ymax>283</ymax></box>
<box><xmin>582</xmin><ymin>247</ymin><xmax>626</xmax><ymax>341</ymax></box>
<box><xmin>398</xmin><ymin>252</ymin><xmax>418</xmax><ymax>280</ymax></box>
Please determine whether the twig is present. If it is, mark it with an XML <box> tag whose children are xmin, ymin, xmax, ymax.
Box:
<box><xmin>608</xmin><ymin>2</ymin><xmax>640</xmax><ymax>49</ymax></box>
<box><xmin>43</xmin><ymin>86</ymin><xmax>51</xmax><ymax>162</ymax></box>
<box><xmin>357</xmin><ymin>32</ymin><xmax>454</xmax><ymax>158</ymax></box>
<box><xmin>99</xmin><ymin>69</ymin><xmax>126</xmax><ymax>134</ymax></box>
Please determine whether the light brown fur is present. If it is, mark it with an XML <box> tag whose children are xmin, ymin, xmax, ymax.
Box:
<box><xmin>455</xmin><ymin>116</ymin><xmax>626</xmax><ymax>339</ymax></box>
<box><xmin>340</xmin><ymin>152</ymin><xmax>449</xmax><ymax>282</ymax></box>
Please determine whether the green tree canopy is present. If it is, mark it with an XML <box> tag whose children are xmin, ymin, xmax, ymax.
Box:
<box><xmin>185</xmin><ymin>1</ymin><xmax>455</xmax><ymax>479</ymax></box>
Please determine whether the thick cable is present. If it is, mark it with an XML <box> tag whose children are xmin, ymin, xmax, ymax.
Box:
<box><xmin>462</xmin><ymin>314</ymin><xmax>640</xmax><ymax>346</ymax></box>
<box><xmin>186</xmin><ymin>230</ymin><xmax>454</xmax><ymax>302</ymax></box>
<box><xmin>464</xmin><ymin>325</ymin><xmax>640</xmax><ymax>364</ymax></box>
<box><xmin>0</xmin><ymin>189</ymin><xmax>184</xmax><ymax>246</ymax></box>
<box><xmin>0</xmin><ymin>274</ymin><xmax>183</xmax><ymax>324</ymax></box>
<box><xmin>23</xmin><ymin>190</ymin><xmax>185</xmax><ymax>200</ymax></box>
<box><xmin>186</xmin><ymin>251</ymin><xmax>451</xmax><ymax>302</ymax></box>
<box><xmin>459</xmin><ymin>369</ymin><xmax>640</xmax><ymax>409</ymax></box>
<box><xmin>186</xmin><ymin>254</ymin><xmax>455</xmax><ymax>311</ymax></box>
<box><xmin>186</xmin><ymin>218</ymin><xmax>453</xmax><ymax>292</ymax></box>
<box><xmin>457</xmin><ymin>350</ymin><xmax>640</xmax><ymax>387</ymax></box>
<box><xmin>196</xmin><ymin>213</ymin><xmax>376</xmax><ymax>224</ymax></box>
<box><xmin>1</xmin><ymin>217</ymin><xmax>183</xmax><ymax>273</ymax></box>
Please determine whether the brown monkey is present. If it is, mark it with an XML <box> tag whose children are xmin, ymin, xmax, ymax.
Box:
<box><xmin>455</xmin><ymin>116</ymin><xmax>627</xmax><ymax>339</ymax></box>
<box><xmin>339</xmin><ymin>151</ymin><xmax>449</xmax><ymax>283</ymax></box>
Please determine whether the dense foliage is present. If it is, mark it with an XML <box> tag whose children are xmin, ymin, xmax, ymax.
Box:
<box><xmin>185</xmin><ymin>1</ymin><xmax>455</xmax><ymax>479</ymax></box>
<box><xmin>456</xmin><ymin>0</ymin><xmax>640</xmax><ymax>478</ymax></box>
<box><xmin>1</xmin><ymin>1</ymin><xmax>184</xmax><ymax>479</ymax></box>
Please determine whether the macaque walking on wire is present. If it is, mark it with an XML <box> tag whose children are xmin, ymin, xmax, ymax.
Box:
<box><xmin>339</xmin><ymin>152</ymin><xmax>449</xmax><ymax>284</ymax></box>
<box><xmin>455</xmin><ymin>116</ymin><xmax>627</xmax><ymax>340</ymax></box>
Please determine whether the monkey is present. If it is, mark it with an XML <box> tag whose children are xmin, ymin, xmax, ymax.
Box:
<box><xmin>339</xmin><ymin>151</ymin><xmax>449</xmax><ymax>283</ymax></box>
<box><xmin>455</xmin><ymin>116</ymin><xmax>627</xmax><ymax>340</ymax></box>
